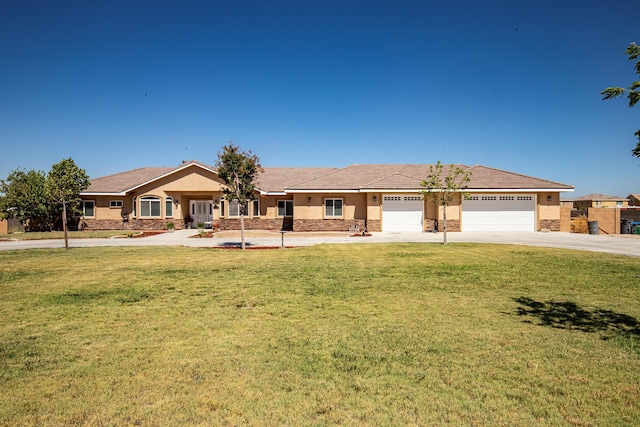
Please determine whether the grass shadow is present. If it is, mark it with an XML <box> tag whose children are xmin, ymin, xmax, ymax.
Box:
<box><xmin>513</xmin><ymin>297</ymin><xmax>640</xmax><ymax>337</ymax></box>
<box><xmin>217</xmin><ymin>241</ymin><xmax>255</xmax><ymax>248</ymax></box>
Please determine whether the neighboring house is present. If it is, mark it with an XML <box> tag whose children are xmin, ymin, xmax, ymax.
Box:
<box><xmin>573</xmin><ymin>194</ymin><xmax>629</xmax><ymax>210</ymax></box>
<box><xmin>79</xmin><ymin>161</ymin><xmax>573</xmax><ymax>232</ymax></box>
<box><xmin>560</xmin><ymin>198</ymin><xmax>575</xmax><ymax>209</ymax></box>
<box><xmin>628</xmin><ymin>194</ymin><xmax>640</xmax><ymax>206</ymax></box>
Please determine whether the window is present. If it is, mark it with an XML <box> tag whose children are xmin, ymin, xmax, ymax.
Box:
<box><xmin>132</xmin><ymin>197</ymin><xmax>137</xmax><ymax>218</ymax></box>
<box><xmin>325</xmin><ymin>198</ymin><xmax>343</xmax><ymax>217</ymax></box>
<box><xmin>140</xmin><ymin>196</ymin><xmax>161</xmax><ymax>217</ymax></box>
<box><xmin>220</xmin><ymin>199</ymin><xmax>225</xmax><ymax>217</ymax></box>
<box><xmin>277</xmin><ymin>200</ymin><xmax>293</xmax><ymax>217</ymax></box>
<box><xmin>110</xmin><ymin>200</ymin><xmax>123</xmax><ymax>208</ymax></box>
<box><xmin>229</xmin><ymin>200</ymin><xmax>247</xmax><ymax>217</ymax></box>
<box><xmin>165</xmin><ymin>197</ymin><xmax>173</xmax><ymax>217</ymax></box>
<box><xmin>79</xmin><ymin>200</ymin><xmax>95</xmax><ymax>217</ymax></box>
<box><xmin>252</xmin><ymin>200</ymin><xmax>260</xmax><ymax>217</ymax></box>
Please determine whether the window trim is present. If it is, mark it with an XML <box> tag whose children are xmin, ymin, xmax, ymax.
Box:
<box><xmin>78</xmin><ymin>200</ymin><xmax>95</xmax><ymax>218</ymax></box>
<box><xmin>324</xmin><ymin>198</ymin><xmax>344</xmax><ymax>218</ymax></box>
<box><xmin>228</xmin><ymin>200</ymin><xmax>247</xmax><ymax>217</ymax></box>
<box><xmin>165</xmin><ymin>197</ymin><xmax>173</xmax><ymax>218</ymax></box>
<box><xmin>139</xmin><ymin>195</ymin><xmax>162</xmax><ymax>218</ymax></box>
<box><xmin>277</xmin><ymin>200</ymin><xmax>293</xmax><ymax>217</ymax></box>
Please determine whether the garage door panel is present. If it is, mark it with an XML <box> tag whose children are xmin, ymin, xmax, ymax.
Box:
<box><xmin>383</xmin><ymin>195</ymin><xmax>423</xmax><ymax>232</ymax></box>
<box><xmin>462</xmin><ymin>195</ymin><xmax>535</xmax><ymax>232</ymax></box>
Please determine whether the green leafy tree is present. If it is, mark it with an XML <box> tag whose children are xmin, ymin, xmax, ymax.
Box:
<box><xmin>420</xmin><ymin>161</ymin><xmax>472</xmax><ymax>245</ymax></box>
<box><xmin>215</xmin><ymin>142</ymin><xmax>263</xmax><ymax>250</ymax></box>
<box><xmin>46</xmin><ymin>158</ymin><xmax>90</xmax><ymax>249</ymax></box>
<box><xmin>601</xmin><ymin>42</ymin><xmax>640</xmax><ymax>157</ymax></box>
<box><xmin>0</xmin><ymin>168</ymin><xmax>50</xmax><ymax>231</ymax></box>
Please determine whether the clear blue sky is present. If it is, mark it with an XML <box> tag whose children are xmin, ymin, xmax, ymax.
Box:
<box><xmin>1</xmin><ymin>0</ymin><xmax>638</xmax><ymax>198</ymax></box>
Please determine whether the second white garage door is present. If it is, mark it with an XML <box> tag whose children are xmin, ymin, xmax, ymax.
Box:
<box><xmin>462</xmin><ymin>194</ymin><xmax>535</xmax><ymax>231</ymax></box>
<box><xmin>382</xmin><ymin>195</ymin><xmax>424</xmax><ymax>232</ymax></box>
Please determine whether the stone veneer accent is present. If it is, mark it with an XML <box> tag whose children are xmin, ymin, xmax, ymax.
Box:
<box><xmin>366</xmin><ymin>219</ymin><xmax>381</xmax><ymax>232</ymax></box>
<box><xmin>80</xmin><ymin>219</ymin><xmax>179</xmax><ymax>231</ymax></box>
<box><xmin>538</xmin><ymin>219</ymin><xmax>560</xmax><ymax>231</ymax></box>
<box><xmin>438</xmin><ymin>220</ymin><xmax>460</xmax><ymax>232</ymax></box>
<box><xmin>293</xmin><ymin>219</ymin><xmax>365</xmax><ymax>232</ymax></box>
<box><xmin>219</xmin><ymin>218</ymin><xmax>291</xmax><ymax>231</ymax></box>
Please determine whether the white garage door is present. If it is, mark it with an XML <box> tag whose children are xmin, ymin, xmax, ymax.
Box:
<box><xmin>383</xmin><ymin>195</ymin><xmax>424</xmax><ymax>232</ymax></box>
<box><xmin>462</xmin><ymin>194</ymin><xmax>535</xmax><ymax>231</ymax></box>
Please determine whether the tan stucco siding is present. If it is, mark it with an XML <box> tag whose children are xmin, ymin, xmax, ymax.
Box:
<box><xmin>134</xmin><ymin>168</ymin><xmax>226</xmax><ymax>195</ymax></box>
<box><xmin>91</xmin><ymin>196</ymin><xmax>130</xmax><ymax>220</ymax></box>
<box><xmin>537</xmin><ymin>192</ymin><xmax>561</xmax><ymax>221</ymax></box>
<box><xmin>366</xmin><ymin>193</ymin><xmax>381</xmax><ymax>221</ymax></box>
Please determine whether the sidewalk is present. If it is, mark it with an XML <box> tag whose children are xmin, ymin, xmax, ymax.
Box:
<box><xmin>2</xmin><ymin>229</ymin><xmax>640</xmax><ymax>257</ymax></box>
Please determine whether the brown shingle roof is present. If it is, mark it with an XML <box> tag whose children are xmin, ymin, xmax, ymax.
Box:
<box><xmin>83</xmin><ymin>161</ymin><xmax>574</xmax><ymax>195</ymax></box>
<box><xmin>286</xmin><ymin>164</ymin><xmax>573</xmax><ymax>191</ymax></box>
<box><xmin>465</xmin><ymin>165</ymin><xmax>572</xmax><ymax>190</ymax></box>
<box><xmin>257</xmin><ymin>167</ymin><xmax>338</xmax><ymax>193</ymax></box>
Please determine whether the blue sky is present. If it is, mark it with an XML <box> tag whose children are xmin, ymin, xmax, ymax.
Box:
<box><xmin>0</xmin><ymin>0</ymin><xmax>638</xmax><ymax>198</ymax></box>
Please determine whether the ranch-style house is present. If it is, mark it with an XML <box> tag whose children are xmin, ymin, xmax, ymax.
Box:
<box><xmin>78</xmin><ymin>161</ymin><xmax>574</xmax><ymax>232</ymax></box>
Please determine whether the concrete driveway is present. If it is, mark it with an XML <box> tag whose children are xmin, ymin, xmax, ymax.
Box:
<box><xmin>2</xmin><ymin>230</ymin><xmax>640</xmax><ymax>257</ymax></box>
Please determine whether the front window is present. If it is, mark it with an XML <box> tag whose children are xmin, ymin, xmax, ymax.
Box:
<box><xmin>229</xmin><ymin>200</ymin><xmax>248</xmax><ymax>217</ymax></box>
<box><xmin>252</xmin><ymin>200</ymin><xmax>260</xmax><ymax>217</ymax></box>
<box><xmin>110</xmin><ymin>200</ymin><xmax>123</xmax><ymax>208</ymax></box>
<box><xmin>140</xmin><ymin>196</ymin><xmax>161</xmax><ymax>217</ymax></box>
<box><xmin>277</xmin><ymin>200</ymin><xmax>293</xmax><ymax>217</ymax></box>
<box><xmin>166</xmin><ymin>197</ymin><xmax>173</xmax><ymax>217</ymax></box>
<box><xmin>325</xmin><ymin>198</ymin><xmax>343</xmax><ymax>217</ymax></box>
<box><xmin>79</xmin><ymin>200</ymin><xmax>95</xmax><ymax>217</ymax></box>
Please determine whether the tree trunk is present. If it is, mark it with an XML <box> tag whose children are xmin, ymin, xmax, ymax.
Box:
<box><xmin>240</xmin><ymin>213</ymin><xmax>246</xmax><ymax>250</ymax></box>
<box><xmin>443</xmin><ymin>204</ymin><xmax>448</xmax><ymax>245</ymax></box>
<box><xmin>62</xmin><ymin>200</ymin><xmax>69</xmax><ymax>250</ymax></box>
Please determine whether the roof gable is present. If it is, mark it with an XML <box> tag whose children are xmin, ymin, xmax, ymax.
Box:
<box><xmin>83</xmin><ymin>161</ymin><xmax>217</xmax><ymax>195</ymax></box>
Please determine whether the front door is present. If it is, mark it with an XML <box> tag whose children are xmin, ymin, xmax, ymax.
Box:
<box><xmin>190</xmin><ymin>200</ymin><xmax>212</xmax><ymax>226</ymax></box>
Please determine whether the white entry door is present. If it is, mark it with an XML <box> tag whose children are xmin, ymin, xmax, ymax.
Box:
<box><xmin>190</xmin><ymin>200</ymin><xmax>212</xmax><ymax>225</ymax></box>
<box><xmin>382</xmin><ymin>195</ymin><xmax>424</xmax><ymax>232</ymax></box>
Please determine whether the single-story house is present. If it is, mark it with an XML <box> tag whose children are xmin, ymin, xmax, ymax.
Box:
<box><xmin>79</xmin><ymin>161</ymin><xmax>574</xmax><ymax>232</ymax></box>
<box><xmin>573</xmin><ymin>194</ymin><xmax>629</xmax><ymax>210</ymax></box>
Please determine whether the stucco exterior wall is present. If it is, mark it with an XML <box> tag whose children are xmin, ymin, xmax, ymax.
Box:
<box><xmin>0</xmin><ymin>219</ymin><xmax>7</xmax><ymax>234</ymax></box>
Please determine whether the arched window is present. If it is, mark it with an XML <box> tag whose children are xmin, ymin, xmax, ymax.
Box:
<box><xmin>140</xmin><ymin>196</ymin><xmax>161</xmax><ymax>217</ymax></box>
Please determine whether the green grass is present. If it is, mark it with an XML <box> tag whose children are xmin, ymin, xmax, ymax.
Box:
<box><xmin>0</xmin><ymin>230</ymin><xmax>131</xmax><ymax>240</ymax></box>
<box><xmin>1</xmin><ymin>243</ymin><xmax>639</xmax><ymax>426</ymax></box>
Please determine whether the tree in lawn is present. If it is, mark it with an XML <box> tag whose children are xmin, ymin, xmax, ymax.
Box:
<box><xmin>215</xmin><ymin>142</ymin><xmax>263</xmax><ymax>250</ymax></box>
<box><xmin>601</xmin><ymin>42</ymin><xmax>640</xmax><ymax>157</ymax></box>
<box><xmin>46</xmin><ymin>158</ymin><xmax>90</xmax><ymax>250</ymax></box>
<box><xmin>0</xmin><ymin>168</ymin><xmax>51</xmax><ymax>231</ymax></box>
<box><xmin>420</xmin><ymin>161</ymin><xmax>472</xmax><ymax>245</ymax></box>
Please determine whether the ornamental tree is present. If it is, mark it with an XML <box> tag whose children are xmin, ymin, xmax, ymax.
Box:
<box><xmin>46</xmin><ymin>158</ymin><xmax>90</xmax><ymax>249</ymax></box>
<box><xmin>215</xmin><ymin>142</ymin><xmax>263</xmax><ymax>250</ymax></box>
<box><xmin>420</xmin><ymin>161</ymin><xmax>472</xmax><ymax>245</ymax></box>
<box><xmin>601</xmin><ymin>42</ymin><xmax>640</xmax><ymax>157</ymax></box>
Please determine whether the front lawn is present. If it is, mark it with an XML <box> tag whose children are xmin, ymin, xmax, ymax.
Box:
<box><xmin>0</xmin><ymin>244</ymin><xmax>638</xmax><ymax>425</ymax></box>
<box><xmin>0</xmin><ymin>230</ymin><xmax>132</xmax><ymax>240</ymax></box>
